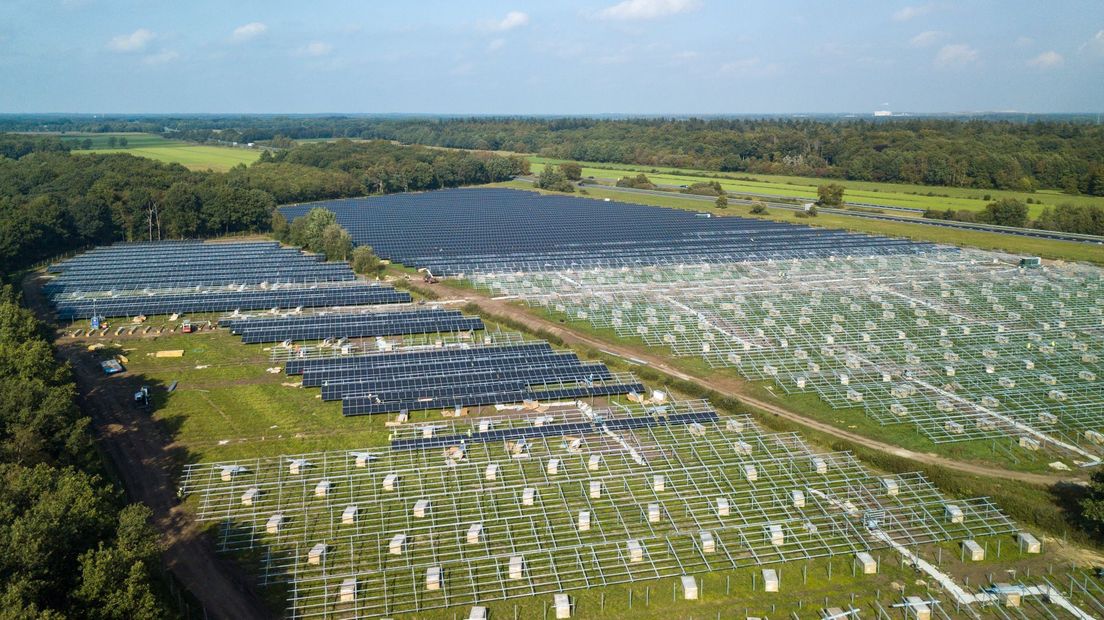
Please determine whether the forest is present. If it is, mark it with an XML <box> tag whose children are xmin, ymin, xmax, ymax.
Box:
<box><xmin>2</xmin><ymin>115</ymin><xmax>1103</xmax><ymax>193</ymax></box>
<box><xmin>0</xmin><ymin>285</ymin><xmax>166</xmax><ymax>618</ymax></box>
<box><xmin>0</xmin><ymin>136</ymin><xmax>527</xmax><ymax>277</ymax></box>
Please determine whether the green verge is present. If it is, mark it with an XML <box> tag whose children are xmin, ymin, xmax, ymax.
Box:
<box><xmin>529</xmin><ymin>156</ymin><xmax>1104</xmax><ymax>218</ymax></box>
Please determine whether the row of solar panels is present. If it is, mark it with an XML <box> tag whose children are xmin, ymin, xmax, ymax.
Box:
<box><xmin>391</xmin><ymin>409</ymin><xmax>720</xmax><ymax>451</ymax></box>
<box><xmin>49</xmin><ymin>241</ymin><xmax>294</xmax><ymax>272</ymax></box>
<box><xmin>55</xmin><ymin>284</ymin><xmax>411</xmax><ymax>320</ymax></box>
<box><xmin>299</xmin><ymin>344</ymin><xmax>569</xmax><ymax>387</ymax></box>
<box><xmin>342</xmin><ymin>380</ymin><xmax>642</xmax><ymax>416</ymax></box>
<box><xmin>285</xmin><ymin>342</ymin><xmax>552</xmax><ymax>376</ymax></box>
<box><xmin>46</xmin><ymin>269</ymin><xmax>357</xmax><ymax>296</ymax></box>
<box><xmin>48</xmin><ymin>242</ymin><xmax>352</xmax><ymax>294</ymax></box>
<box><xmin>222</xmin><ymin>308</ymin><xmax>484</xmax><ymax>344</ymax></box>
<box><xmin>322</xmin><ymin>359</ymin><xmax>612</xmax><ymax>401</ymax></box>
<box><xmin>283</xmin><ymin>338</ymin><xmax>638</xmax><ymax>417</ymax></box>
<box><xmin>279</xmin><ymin>188</ymin><xmax>938</xmax><ymax>274</ymax></box>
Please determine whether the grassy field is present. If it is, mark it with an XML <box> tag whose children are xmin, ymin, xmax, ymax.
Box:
<box><xmin>529</xmin><ymin>156</ymin><xmax>1104</xmax><ymax>219</ymax></box>
<box><xmin>60</xmin><ymin>132</ymin><xmax>260</xmax><ymax>172</ymax></box>
<box><xmin>493</xmin><ymin>181</ymin><xmax>1104</xmax><ymax>265</ymax></box>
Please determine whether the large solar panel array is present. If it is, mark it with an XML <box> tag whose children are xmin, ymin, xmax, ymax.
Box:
<box><xmin>45</xmin><ymin>241</ymin><xmax>411</xmax><ymax>320</ymax></box>
<box><xmin>221</xmin><ymin>308</ymin><xmax>483</xmax><ymax>344</ymax></box>
<box><xmin>47</xmin><ymin>240</ymin><xmax>354</xmax><ymax>293</ymax></box>
<box><xmin>283</xmin><ymin>341</ymin><xmax>644</xmax><ymax>416</ymax></box>
<box><xmin>279</xmin><ymin>188</ymin><xmax>939</xmax><ymax>275</ymax></box>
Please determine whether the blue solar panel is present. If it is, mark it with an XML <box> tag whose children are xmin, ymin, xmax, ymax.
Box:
<box><xmin>390</xmin><ymin>410</ymin><xmax>719</xmax><ymax>451</ymax></box>
<box><xmin>46</xmin><ymin>241</ymin><xmax>411</xmax><ymax>319</ymax></box>
<box><xmin>280</xmin><ymin>188</ymin><xmax>939</xmax><ymax>275</ymax></box>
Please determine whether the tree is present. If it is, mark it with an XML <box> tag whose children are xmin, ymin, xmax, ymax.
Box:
<box><xmin>749</xmin><ymin>201</ymin><xmax>768</xmax><ymax>215</ymax></box>
<box><xmin>351</xmin><ymin>245</ymin><xmax>383</xmax><ymax>275</ymax></box>
<box><xmin>118</xmin><ymin>137</ymin><xmax>128</xmax><ymax>149</ymax></box>
<box><xmin>816</xmin><ymin>183</ymin><xmax>844</xmax><ymax>206</ymax></box>
<box><xmin>161</xmin><ymin>183</ymin><xmax>201</xmax><ymax>239</ymax></box>
<box><xmin>683</xmin><ymin>181</ymin><xmax>723</xmax><ymax>196</ymax></box>
<box><xmin>271</xmin><ymin>209</ymin><xmax>290</xmax><ymax>243</ymax></box>
<box><xmin>288</xmin><ymin>208</ymin><xmax>338</xmax><ymax>252</ymax></box>
<box><xmin>714</xmin><ymin>195</ymin><xmax>728</xmax><ymax>209</ymax></box>
<box><xmin>615</xmin><ymin>174</ymin><xmax>656</xmax><ymax>190</ymax></box>
<box><xmin>536</xmin><ymin>165</ymin><xmax>575</xmax><ymax>193</ymax></box>
<box><xmin>978</xmin><ymin>198</ymin><xmax>1028</xmax><ymax>228</ymax></box>
<box><xmin>320</xmin><ymin>223</ymin><xmax>353</xmax><ymax>261</ymax></box>
<box><xmin>1081</xmin><ymin>469</ymin><xmax>1104</xmax><ymax>538</ymax></box>
<box><xmin>107</xmin><ymin>137</ymin><xmax>117</xmax><ymax>148</ymax></box>
<box><xmin>559</xmin><ymin>162</ymin><xmax>583</xmax><ymax>181</ymax></box>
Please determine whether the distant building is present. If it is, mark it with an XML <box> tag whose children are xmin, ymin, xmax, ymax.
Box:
<box><xmin>874</xmin><ymin>110</ymin><xmax>893</xmax><ymax>117</ymax></box>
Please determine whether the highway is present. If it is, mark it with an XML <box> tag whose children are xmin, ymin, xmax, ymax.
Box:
<box><xmin>515</xmin><ymin>176</ymin><xmax>1104</xmax><ymax>246</ymax></box>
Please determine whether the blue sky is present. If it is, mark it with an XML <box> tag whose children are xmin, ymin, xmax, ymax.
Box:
<box><xmin>0</xmin><ymin>0</ymin><xmax>1102</xmax><ymax>114</ymax></box>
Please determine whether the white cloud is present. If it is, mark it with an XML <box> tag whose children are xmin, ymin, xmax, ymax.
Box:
<box><xmin>107</xmin><ymin>28</ymin><xmax>154</xmax><ymax>52</ymax></box>
<box><xmin>1027</xmin><ymin>50</ymin><xmax>1063</xmax><ymax>68</ymax></box>
<box><xmin>893</xmin><ymin>4</ymin><xmax>932</xmax><ymax>22</ymax></box>
<box><xmin>1083</xmin><ymin>30</ymin><xmax>1104</xmax><ymax>56</ymax></box>
<box><xmin>935</xmin><ymin>43</ymin><xmax>978</xmax><ymax>67</ymax></box>
<box><xmin>487</xmin><ymin>11</ymin><xmax>529</xmax><ymax>31</ymax></box>
<box><xmin>1015</xmin><ymin>36</ymin><xmax>1034</xmax><ymax>48</ymax></box>
<box><xmin>909</xmin><ymin>30</ymin><xmax>943</xmax><ymax>48</ymax></box>
<box><xmin>297</xmin><ymin>41</ymin><xmax>333</xmax><ymax>57</ymax></box>
<box><xmin>487</xmin><ymin>38</ymin><xmax>506</xmax><ymax>52</ymax></box>
<box><xmin>143</xmin><ymin>50</ymin><xmax>179</xmax><ymax>65</ymax></box>
<box><xmin>599</xmin><ymin>0</ymin><xmax>699</xmax><ymax>21</ymax></box>
<box><xmin>231</xmin><ymin>22</ymin><xmax>267</xmax><ymax>42</ymax></box>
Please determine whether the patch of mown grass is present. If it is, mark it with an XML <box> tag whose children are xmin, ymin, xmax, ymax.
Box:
<box><xmin>530</xmin><ymin>156</ymin><xmax>1104</xmax><ymax>217</ymax></box>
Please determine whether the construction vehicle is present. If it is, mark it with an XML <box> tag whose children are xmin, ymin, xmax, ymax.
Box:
<box><xmin>134</xmin><ymin>385</ymin><xmax>150</xmax><ymax>408</ymax></box>
<box><xmin>418</xmin><ymin>268</ymin><xmax>439</xmax><ymax>284</ymax></box>
<box><xmin>181</xmin><ymin>319</ymin><xmax>194</xmax><ymax>334</ymax></box>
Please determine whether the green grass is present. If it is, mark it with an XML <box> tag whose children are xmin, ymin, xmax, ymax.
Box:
<box><xmin>529</xmin><ymin>156</ymin><xmax>1104</xmax><ymax>219</ymax></box>
<box><xmin>492</xmin><ymin>181</ymin><xmax>1104</xmax><ymax>265</ymax></box>
<box><xmin>61</xmin><ymin>132</ymin><xmax>260</xmax><ymax>172</ymax></box>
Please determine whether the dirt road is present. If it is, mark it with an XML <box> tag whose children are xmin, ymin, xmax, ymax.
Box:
<box><xmin>407</xmin><ymin>278</ymin><xmax>1072</xmax><ymax>487</ymax></box>
<box><xmin>24</xmin><ymin>275</ymin><xmax>270</xmax><ymax>620</ymax></box>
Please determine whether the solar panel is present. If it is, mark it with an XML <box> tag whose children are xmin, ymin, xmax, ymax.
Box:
<box><xmin>280</xmin><ymin>188</ymin><xmax>939</xmax><ymax>275</ymax></box>
<box><xmin>46</xmin><ymin>241</ymin><xmax>411</xmax><ymax>319</ymax></box>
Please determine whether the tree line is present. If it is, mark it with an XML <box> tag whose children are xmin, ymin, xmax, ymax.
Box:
<box><xmin>0</xmin><ymin>286</ymin><xmax>167</xmax><ymax>617</ymax></box>
<box><xmin>0</xmin><ymin>135</ymin><xmax>527</xmax><ymax>277</ymax></box>
<box><xmin>3</xmin><ymin>116</ymin><xmax>1103</xmax><ymax>193</ymax></box>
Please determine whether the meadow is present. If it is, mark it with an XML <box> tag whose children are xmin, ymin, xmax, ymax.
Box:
<box><xmin>529</xmin><ymin>156</ymin><xmax>1104</xmax><ymax>219</ymax></box>
<box><xmin>60</xmin><ymin>132</ymin><xmax>260</xmax><ymax>171</ymax></box>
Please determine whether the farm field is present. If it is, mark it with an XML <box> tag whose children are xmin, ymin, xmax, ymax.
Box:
<box><xmin>60</xmin><ymin>132</ymin><xmax>260</xmax><ymax>171</ymax></box>
<box><xmin>528</xmin><ymin>156</ymin><xmax>1104</xmax><ymax>219</ymax></box>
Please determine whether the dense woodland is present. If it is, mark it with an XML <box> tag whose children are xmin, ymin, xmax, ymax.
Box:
<box><xmin>0</xmin><ymin>286</ymin><xmax>166</xmax><ymax>618</ymax></box>
<box><xmin>4</xmin><ymin>115</ymin><xmax>1104</xmax><ymax>193</ymax></box>
<box><xmin>0</xmin><ymin>136</ymin><xmax>526</xmax><ymax>277</ymax></box>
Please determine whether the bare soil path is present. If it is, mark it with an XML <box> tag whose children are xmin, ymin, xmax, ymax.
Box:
<box><xmin>24</xmin><ymin>274</ymin><xmax>270</xmax><ymax>620</ymax></box>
